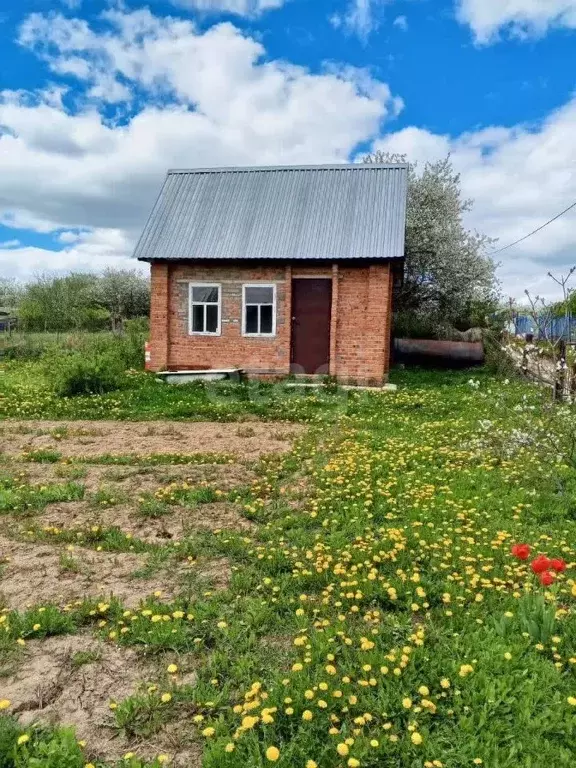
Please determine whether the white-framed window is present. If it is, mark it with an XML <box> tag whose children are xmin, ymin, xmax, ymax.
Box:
<box><xmin>188</xmin><ymin>283</ymin><xmax>221</xmax><ymax>335</ymax></box>
<box><xmin>242</xmin><ymin>284</ymin><xmax>276</xmax><ymax>337</ymax></box>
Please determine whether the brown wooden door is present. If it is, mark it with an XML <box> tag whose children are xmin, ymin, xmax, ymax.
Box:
<box><xmin>291</xmin><ymin>279</ymin><xmax>332</xmax><ymax>374</ymax></box>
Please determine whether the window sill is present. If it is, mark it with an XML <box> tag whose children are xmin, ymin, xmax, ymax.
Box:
<box><xmin>189</xmin><ymin>331</ymin><xmax>222</xmax><ymax>337</ymax></box>
<box><xmin>242</xmin><ymin>333</ymin><xmax>276</xmax><ymax>338</ymax></box>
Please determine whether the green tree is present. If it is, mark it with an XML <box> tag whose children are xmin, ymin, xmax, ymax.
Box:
<box><xmin>18</xmin><ymin>274</ymin><xmax>100</xmax><ymax>332</ymax></box>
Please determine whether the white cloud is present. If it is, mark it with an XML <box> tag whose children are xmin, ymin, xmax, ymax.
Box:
<box><xmin>345</xmin><ymin>0</ymin><xmax>375</xmax><ymax>39</ymax></box>
<box><xmin>1</xmin><ymin>9</ymin><xmax>399</xmax><ymax>279</ymax></box>
<box><xmin>371</xmin><ymin>101</ymin><xmax>576</xmax><ymax>299</ymax></box>
<box><xmin>330</xmin><ymin>1</ymin><xmax>383</xmax><ymax>40</ymax></box>
<box><xmin>0</xmin><ymin>229</ymin><xmax>149</xmax><ymax>281</ymax></box>
<box><xmin>457</xmin><ymin>0</ymin><xmax>576</xmax><ymax>43</ymax></box>
<box><xmin>330</xmin><ymin>2</ymin><xmax>404</xmax><ymax>41</ymax></box>
<box><xmin>166</xmin><ymin>0</ymin><xmax>286</xmax><ymax>15</ymax></box>
<box><xmin>0</xmin><ymin>239</ymin><xmax>20</xmax><ymax>249</ymax></box>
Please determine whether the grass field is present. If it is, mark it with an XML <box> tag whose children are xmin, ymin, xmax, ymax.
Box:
<box><xmin>0</xmin><ymin>363</ymin><xmax>575</xmax><ymax>767</ymax></box>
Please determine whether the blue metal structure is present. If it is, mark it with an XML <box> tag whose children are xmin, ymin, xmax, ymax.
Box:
<box><xmin>514</xmin><ymin>314</ymin><xmax>576</xmax><ymax>341</ymax></box>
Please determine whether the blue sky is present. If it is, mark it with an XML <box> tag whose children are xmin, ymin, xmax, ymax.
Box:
<box><xmin>1</xmin><ymin>0</ymin><xmax>576</xmax><ymax>298</ymax></box>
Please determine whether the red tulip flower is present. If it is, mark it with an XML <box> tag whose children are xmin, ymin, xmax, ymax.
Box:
<box><xmin>511</xmin><ymin>543</ymin><xmax>531</xmax><ymax>560</ymax></box>
<box><xmin>550</xmin><ymin>558</ymin><xmax>566</xmax><ymax>573</ymax></box>
<box><xmin>531</xmin><ymin>555</ymin><xmax>551</xmax><ymax>574</ymax></box>
<box><xmin>538</xmin><ymin>570</ymin><xmax>555</xmax><ymax>587</ymax></box>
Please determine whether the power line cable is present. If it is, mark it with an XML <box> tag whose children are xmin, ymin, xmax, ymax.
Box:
<box><xmin>488</xmin><ymin>200</ymin><xmax>576</xmax><ymax>256</ymax></box>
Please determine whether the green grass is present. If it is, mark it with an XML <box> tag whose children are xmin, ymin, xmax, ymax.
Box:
<box><xmin>0</xmin><ymin>359</ymin><xmax>360</xmax><ymax>422</ymax></box>
<box><xmin>1</xmin><ymin>365</ymin><xmax>576</xmax><ymax>767</ymax></box>
<box><xmin>0</xmin><ymin>478</ymin><xmax>85</xmax><ymax>515</ymax></box>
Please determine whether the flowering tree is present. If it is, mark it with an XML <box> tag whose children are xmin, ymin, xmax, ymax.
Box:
<box><xmin>12</xmin><ymin>270</ymin><xmax>149</xmax><ymax>332</ymax></box>
<box><xmin>363</xmin><ymin>151</ymin><xmax>497</xmax><ymax>329</ymax></box>
<box><xmin>0</xmin><ymin>278</ymin><xmax>22</xmax><ymax>310</ymax></box>
<box><xmin>95</xmin><ymin>269</ymin><xmax>150</xmax><ymax>333</ymax></box>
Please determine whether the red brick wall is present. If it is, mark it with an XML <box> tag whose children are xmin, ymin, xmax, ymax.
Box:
<box><xmin>148</xmin><ymin>260</ymin><xmax>393</xmax><ymax>384</ymax></box>
<box><xmin>333</xmin><ymin>264</ymin><xmax>392</xmax><ymax>384</ymax></box>
<box><xmin>170</xmin><ymin>263</ymin><xmax>291</xmax><ymax>375</ymax></box>
<box><xmin>149</xmin><ymin>262</ymin><xmax>170</xmax><ymax>371</ymax></box>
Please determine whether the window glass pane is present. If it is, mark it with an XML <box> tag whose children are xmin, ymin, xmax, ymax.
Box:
<box><xmin>192</xmin><ymin>286</ymin><xmax>219</xmax><ymax>303</ymax></box>
<box><xmin>192</xmin><ymin>304</ymin><xmax>204</xmax><ymax>332</ymax></box>
<box><xmin>245</xmin><ymin>286</ymin><xmax>273</xmax><ymax>304</ymax></box>
<box><xmin>206</xmin><ymin>304</ymin><xmax>219</xmax><ymax>333</ymax></box>
<box><xmin>260</xmin><ymin>304</ymin><xmax>273</xmax><ymax>334</ymax></box>
<box><xmin>245</xmin><ymin>305</ymin><xmax>259</xmax><ymax>334</ymax></box>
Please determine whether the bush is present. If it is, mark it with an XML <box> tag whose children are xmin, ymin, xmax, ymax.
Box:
<box><xmin>121</xmin><ymin>317</ymin><xmax>149</xmax><ymax>369</ymax></box>
<box><xmin>393</xmin><ymin>311</ymin><xmax>456</xmax><ymax>340</ymax></box>
<box><xmin>44</xmin><ymin>336</ymin><xmax>131</xmax><ymax>397</ymax></box>
<box><xmin>38</xmin><ymin>325</ymin><xmax>149</xmax><ymax>397</ymax></box>
<box><xmin>49</xmin><ymin>350</ymin><xmax>127</xmax><ymax>397</ymax></box>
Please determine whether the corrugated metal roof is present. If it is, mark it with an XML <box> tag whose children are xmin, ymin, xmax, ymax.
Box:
<box><xmin>134</xmin><ymin>164</ymin><xmax>408</xmax><ymax>262</ymax></box>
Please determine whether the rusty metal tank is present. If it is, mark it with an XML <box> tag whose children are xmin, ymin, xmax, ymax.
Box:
<box><xmin>393</xmin><ymin>338</ymin><xmax>484</xmax><ymax>366</ymax></box>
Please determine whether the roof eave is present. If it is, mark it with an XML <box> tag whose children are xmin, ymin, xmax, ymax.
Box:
<box><xmin>137</xmin><ymin>254</ymin><xmax>405</xmax><ymax>263</ymax></box>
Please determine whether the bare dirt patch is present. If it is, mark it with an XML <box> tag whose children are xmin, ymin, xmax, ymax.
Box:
<box><xmin>36</xmin><ymin>499</ymin><xmax>255</xmax><ymax>543</ymax></box>
<box><xmin>2</xmin><ymin>634</ymin><xmax>202</xmax><ymax>765</ymax></box>
<box><xmin>0</xmin><ymin>535</ymin><xmax>185</xmax><ymax>609</ymax></box>
<box><xmin>3</xmin><ymin>419</ymin><xmax>303</xmax><ymax>459</ymax></box>
<box><xmin>194</xmin><ymin>556</ymin><xmax>233</xmax><ymax>591</ymax></box>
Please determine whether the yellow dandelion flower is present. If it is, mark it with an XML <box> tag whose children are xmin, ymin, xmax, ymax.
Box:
<box><xmin>411</xmin><ymin>732</ymin><xmax>423</xmax><ymax>745</ymax></box>
<box><xmin>265</xmin><ymin>746</ymin><xmax>280</xmax><ymax>762</ymax></box>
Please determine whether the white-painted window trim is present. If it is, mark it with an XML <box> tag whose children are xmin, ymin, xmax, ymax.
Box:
<box><xmin>188</xmin><ymin>282</ymin><xmax>222</xmax><ymax>336</ymax></box>
<box><xmin>242</xmin><ymin>283</ymin><xmax>277</xmax><ymax>337</ymax></box>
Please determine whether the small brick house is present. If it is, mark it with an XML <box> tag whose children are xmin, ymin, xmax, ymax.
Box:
<box><xmin>135</xmin><ymin>163</ymin><xmax>407</xmax><ymax>386</ymax></box>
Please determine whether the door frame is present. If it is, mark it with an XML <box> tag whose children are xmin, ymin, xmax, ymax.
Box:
<box><xmin>290</xmin><ymin>276</ymin><xmax>333</xmax><ymax>375</ymax></box>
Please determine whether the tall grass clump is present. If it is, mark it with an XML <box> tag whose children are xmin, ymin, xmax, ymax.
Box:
<box><xmin>44</xmin><ymin>324</ymin><xmax>147</xmax><ymax>397</ymax></box>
